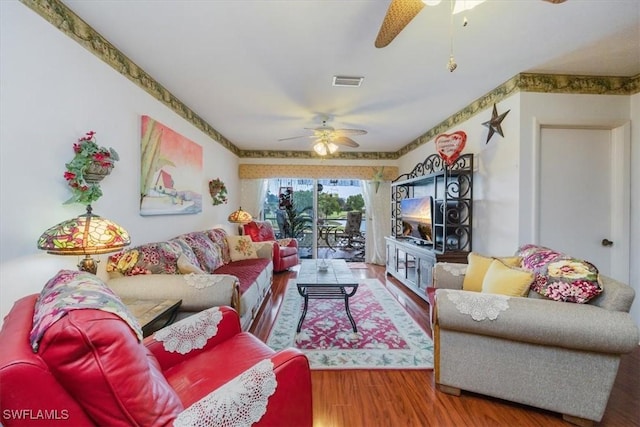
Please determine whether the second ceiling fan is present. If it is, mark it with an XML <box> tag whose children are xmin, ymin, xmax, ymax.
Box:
<box><xmin>278</xmin><ymin>119</ymin><xmax>367</xmax><ymax>155</ymax></box>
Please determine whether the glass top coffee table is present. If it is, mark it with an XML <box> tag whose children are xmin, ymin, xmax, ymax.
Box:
<box><xmin>296</xmin><ymin>259</ymin><xmax>359</xmax><ymax>333</ymax></box>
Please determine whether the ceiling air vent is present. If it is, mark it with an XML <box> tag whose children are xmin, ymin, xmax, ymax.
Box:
<box><xmin>332</xmin><ymin>76</ymin><xmax>364</xmax><ymax>87</ymax></box>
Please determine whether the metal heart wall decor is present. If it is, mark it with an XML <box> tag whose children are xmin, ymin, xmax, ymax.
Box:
<box><xmin>435</xmin><ymin>131</ymin><xmax>467</xmax><ymax>165</ymax></box>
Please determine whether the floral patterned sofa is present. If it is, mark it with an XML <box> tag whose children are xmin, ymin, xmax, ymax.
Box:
<box><xmin>105</xmin><ymin>228</ymin><xmax>274</xmax><ymax>330</ymax></box>
<box><xmin>0</xmin><ymin>270</ymin><xmax>312</xmax><ymax>426</ymax></box>
<box><xmin>430</xmin><ymin>244</ymin><xmax>639</xmax><ymax>425</ymax></box>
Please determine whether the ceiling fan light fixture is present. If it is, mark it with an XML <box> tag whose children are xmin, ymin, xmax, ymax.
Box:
<box><xmin>422</xmin><ymin>0</ymin><xmax>442</xmax><ymax>5</ymax></box>
<box><xmin>313</xmin><ymin>141</ymin><xmax>327</xmax><ymax>156</ymax></box>
<box><xmin>452</xmin><ymin>0</ymin><xmax>487</xmax><ymax>14</ymax></box>
<box><xmin>313</xmin><ymin>141</ymin><xmax>339</xmax><ymax>156</ymax></box>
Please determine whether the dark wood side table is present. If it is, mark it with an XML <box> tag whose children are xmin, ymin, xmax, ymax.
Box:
<box><xmin>122</xmin><ymin>298</ymin><xmax>182</xmax><ymax>337</ymax></box>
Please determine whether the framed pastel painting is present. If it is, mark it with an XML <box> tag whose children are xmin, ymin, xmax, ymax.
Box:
<box><xmin>140</xmin><ymin>115</ymin><xmax>203</xmax><ymax>216</ymax></box>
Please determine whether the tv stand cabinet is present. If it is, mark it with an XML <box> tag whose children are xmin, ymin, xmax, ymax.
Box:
<box><xmin>385</xmin><ymin>237</ymin><xmax>468</xmax><ymax>301</ymax></box>
<box><xmin>388</xmin><ymin>153</ymin><xmax>473</xmax><ymax>300</ymax></box>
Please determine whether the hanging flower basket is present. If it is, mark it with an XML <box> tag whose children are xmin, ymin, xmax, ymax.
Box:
<box><xmin>63</xmin><ymin>131</ymin><xmax>119</xmax><ymax>205</ymax></box>
<box><xmin>84</xmin><ymin>161</ymin><xmax>113</xmax><ymax>183</ymax></box>
<box><xmin>209</xmin><ymin>178</ymin><xmax>228</xmax><ymax>206</ymax></box>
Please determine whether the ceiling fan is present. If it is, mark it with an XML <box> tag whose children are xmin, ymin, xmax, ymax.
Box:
<box><xmin>278</xmin><ymin>119</ymin><xmax>367</xmax><ymax>155</ymax></box>
<box><xmin>375</xmin><ymin>0</ymin><xmax>568</xmax><ymax>48</ymax></box>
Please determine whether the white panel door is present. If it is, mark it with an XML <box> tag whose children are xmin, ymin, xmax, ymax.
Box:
<box><xmin>539</xmin><ymin>128</ymin><xmax>614</xmax><ymax>274</ymax></box>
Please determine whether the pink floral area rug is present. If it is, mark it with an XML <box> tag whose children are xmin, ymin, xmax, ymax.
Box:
<box><xmin>266</xmin><ymin>279</ymin><xmax>433</xmax><ymax>370</ymax></box>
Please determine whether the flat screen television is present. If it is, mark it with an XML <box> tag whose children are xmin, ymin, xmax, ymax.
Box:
<box><xmin>400</xmin><ymin>196</ymin><xmax>433</xmax><ymax>245</ymax></box>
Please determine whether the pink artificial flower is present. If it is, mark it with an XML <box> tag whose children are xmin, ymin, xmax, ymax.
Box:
<box><xmin>93</xmin><ymin>152</ymin><xmax>110</xmax><ymax>165</ymax></box>
<box><xmin>78</xmin><ymin>131</ymin><xmax>96</xmax><ymax>142</ymax></box>
<box><xmin>64</xmin><ymin>171</ymin><xmax>76</xmax><ymax>181</ymax></box>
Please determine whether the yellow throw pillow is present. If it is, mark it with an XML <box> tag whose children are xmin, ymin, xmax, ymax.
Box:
<box><xmin>462</xmin><ymin>252</ymin><xmax>522</xmax><ymax>292</ymax></box>
<box><xmin>481</xmin><ymin>259</ymin><xmax>534</xmax><ymax>297</ymax></box>
<box><xmin>226</xmin><ymin>235</ymin><xmax>258</xmax><ymax>261</ymax></box>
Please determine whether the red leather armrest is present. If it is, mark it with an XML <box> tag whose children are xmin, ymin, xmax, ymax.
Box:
<box><xmin>256</xmin><ymin>348</ymin><xmax>312</xmax><ymax>427</ymax></box>
<box><xmin>145</xmin><ymin>306</ymin><xmax>242</xmax><ymax>371</ymax></box>
<box><xmin>277</xmin><ymin>238</ymin><xmax>298</xmax><ymax>249</ymax></box>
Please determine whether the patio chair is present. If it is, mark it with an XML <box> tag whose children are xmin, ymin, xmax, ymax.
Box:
<box><xmin>334</xmin><ymin>211</ymin><xmax>365</xmax><ymax>250</ymax></box>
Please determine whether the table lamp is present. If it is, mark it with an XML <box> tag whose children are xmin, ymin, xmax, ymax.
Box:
<box><xmin>37</xmin><ymin>204</ymin><xmax>131</xmax><ymax>274</ymax></box>
<box><xmin>227</xmin><ymin>207</ymin><xmax>253</xmax><ymax>224</ymax></box>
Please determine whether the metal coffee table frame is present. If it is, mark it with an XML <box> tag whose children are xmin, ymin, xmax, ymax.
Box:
<box><xmin>296</xmin><ymin>259</ymin><xmax>359</xmax><ymax>333</ymax></box>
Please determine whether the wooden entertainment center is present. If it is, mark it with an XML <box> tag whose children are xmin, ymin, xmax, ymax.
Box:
<box><xmin>386</xmin><ymin>153</ymin><xmax>473</xmax><ymax>301</ymax></box>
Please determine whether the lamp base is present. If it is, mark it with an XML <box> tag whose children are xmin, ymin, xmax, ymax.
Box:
<box><xmin>78</xmin><ymin>255</ymin><xmax>98</xmax><ymax>275</ymax></box>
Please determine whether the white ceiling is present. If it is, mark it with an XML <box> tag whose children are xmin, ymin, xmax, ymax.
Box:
<box><xmin>63</xmin><ymin>0</ymin><xmax>640</xmax><ymax>155</ymax></box>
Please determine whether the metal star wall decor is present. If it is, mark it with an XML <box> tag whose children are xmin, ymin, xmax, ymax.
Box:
<box><xmin>482</xmin><ymin>103</ymin><xmax>510</xmax><ymax>143</ymax></box>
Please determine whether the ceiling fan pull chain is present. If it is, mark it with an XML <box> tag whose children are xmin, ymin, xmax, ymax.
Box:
<box><xmin>447</xmin><ymin>0</ymin><xmax>458</xmax><ymax>72</ymax></box>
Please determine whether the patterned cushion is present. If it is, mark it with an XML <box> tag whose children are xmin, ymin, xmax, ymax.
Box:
<box><xmin>30</xmin><ymin>270</ymin><xmax>142</xmax><ymax>352</ymax></box>
<box><xmin>169</xmin><ymin>237</ymin><xmax>201</xmax><ymax>268</ymax></box>
<box><xmin>205</xmin><ymin>228</ymin><xmax>231</xmax><ymax>264</ymax></box>
<box><xmin>516</xmin><ymin>244</ymin><xmax>603</xmax><ymax>303</ymax></box>
<box><xmin>107</xmin><ymin>241</ymin><xmax>184</xmax><ymax>277</ymax></box>
<box><xmin>226</xmin><ymin>235</ymin><xmax>258</xmax><ymax>261</ymax></box>
<box><xmin>177</xmin><ymin>232</ymin><xmax>225</xmax><ymax>273</ymax></box>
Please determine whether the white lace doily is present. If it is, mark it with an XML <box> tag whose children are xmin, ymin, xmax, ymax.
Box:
<box><xmin>440</xmin><ymin>263</ymin><xmax>468</xmax><ymax>276</ymax></box>
<box><xmin>155</xmin><ymin>307</ymin><xmax>223</xmax><ymax>354</ymax></box>
<box><xmin>183</xmin><ymin>274</ymin><xmax>227</xmax><ymax>289</ymax></box>
<box><xmin>174</xmin><ymin>359</ymin><xmax>277</xmax><ymax>427</ymax></box>
<box><xmin>446</xmin><ymin>291</ymin><xmax>510</xmax><ymax>321</ymax></box>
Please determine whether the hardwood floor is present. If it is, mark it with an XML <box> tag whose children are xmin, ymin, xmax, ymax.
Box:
<box><xmin>250</xmin><ymin>264</ymin><xmax>640</xmax><ymax>427</ymax></box>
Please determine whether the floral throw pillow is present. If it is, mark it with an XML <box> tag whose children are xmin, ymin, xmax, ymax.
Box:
<box><xmin>178</xmin><ymin>232</ymin><xmax>224</xmax><ymax>273</ymax></box>
<box><xmin>227</xmin><ymin>235</ymin><xmax>258</xmax><ymax>261</ymax></box>
<box><xmin>205</xmin><ymin>228</ymin><xmax>231</xmax><ymax>264</ymax></box>
<box><xmin>515</xmin><ymin>244</ymin><xmax>602</xmax><ymax>303</ymax></box>
<box><xmin>107</xmin><ymin>241</ymin><xmax>184</xmax><ymax>277</ymax></box>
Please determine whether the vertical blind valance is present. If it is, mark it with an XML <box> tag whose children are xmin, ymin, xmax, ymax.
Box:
<box><xmin>238</xmin><ymin>164</ymin><xmax>398</xmax><ymax>180</ymax></box>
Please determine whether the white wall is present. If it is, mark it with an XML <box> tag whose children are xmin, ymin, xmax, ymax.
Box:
<box><xmin>399</xmin><ymin>94</ymin><xmax>523</xmax><ymax>256</ymax></box>
<box><xmin>519</xmin><ymin>92</ymin><xmax>637</xmax><ymax>327</ymax></box>
<box><xmin>400</xmin><ymin>91</ymin><xmax>638</xmax><ymax>328</ymax></box>
<box><xmin>518</xmin><ymin>92</ymin><xmax>632</xmax><ymax>243</ymax></box>
<box><xmin>630</xmin><ymin>92</ymin><xmax>640</xmax><ymax>327</ymax></box>
<box><xmin>0</xmin><ymin>2</ymin><xmax>239</xmax><ymax>319</ymax></box>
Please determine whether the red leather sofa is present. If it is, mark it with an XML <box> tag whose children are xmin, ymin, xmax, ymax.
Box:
<box><xmin>0</xmin><ymin>284</ymin><xmax>312</xmax><ymax>426</ymax></box>
<box><xmin>242</xmin><ymin>221</ymin><xmax>300</xmax><ymax>272</ymax></box>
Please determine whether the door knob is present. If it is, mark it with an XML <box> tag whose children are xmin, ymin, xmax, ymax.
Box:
<box><xmin>601</xmin><ymin>239</ymin><xmax>614</xmax><ymax>247</ymax></box>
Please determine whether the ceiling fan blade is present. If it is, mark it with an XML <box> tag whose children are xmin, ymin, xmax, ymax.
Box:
<box><xmin>277</xmin><ymin>135</ymin><xmax>311</xmax><ymax>142</ymax></box>
<box><xmin>541</xmin><ymin>0</ymin><xmax>567</xmax><ymax>3</ymax></box>
<box><xmin>332</xmin><ymin>136</ymin><xmax>360</xmax><ymax>148</ymax></box>
<box><xmin>335</xmin><ymin>128</ymin><xmax>368</xmax><ymax>136</ymax></box>
<box><xmin>375</xmin><ymin>0</ymin><xmax>425</xmax><ymax>48</ymax></box>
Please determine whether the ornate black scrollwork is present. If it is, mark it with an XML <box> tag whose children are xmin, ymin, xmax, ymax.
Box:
<box><xmin>391</xmin><ymin>153</ymin><xmax>473</xmax><ymax>253</ymax></box>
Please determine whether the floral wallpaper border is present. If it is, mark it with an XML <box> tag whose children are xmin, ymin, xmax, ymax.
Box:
<box><xmin>23</xmin><ymin>0</ymin><xmax>640</xmax><ymax>161</ymax></box>
<box><xmin>239</xmin><ymin>164</ymin><xmax>398</xmax><ymax>180</ymax></box>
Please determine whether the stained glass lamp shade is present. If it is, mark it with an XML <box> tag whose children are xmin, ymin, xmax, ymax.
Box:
<box><xmin>227</xmin><ymin>207</ymin><xmax>253</xmax><ymax>224</ymax></box>
<box><xmin>37</xmin><ymin>205</ymin><xmax>130</xmax><ymax>274</ymax></box>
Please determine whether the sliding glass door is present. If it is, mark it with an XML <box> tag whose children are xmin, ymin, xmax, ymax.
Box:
<box><xmin>263</xmin><ymin>178</ymin><xmax>365</xmax><ymax>261</ymax></box>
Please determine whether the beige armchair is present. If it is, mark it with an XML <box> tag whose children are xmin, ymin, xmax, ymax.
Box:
<box><xmin>431</xmin><ymin>262</ymin><xmax>639</xmax><ymax>426</ymax></box>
